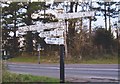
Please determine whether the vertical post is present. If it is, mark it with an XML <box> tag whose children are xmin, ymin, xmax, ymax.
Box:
<box><xmin>80</xmin><ymin>17</ymin><xmax>82</xmax><ymax>32</ymax></box>
<box><xmin>64</xmin><ymin>19</ymin><xmax>67</xmax><ymax>58</ymax></box>
<box><xmin>60</xmin><ymin>45</ymin><xmax>65</xmax><ymax>83</ymax></box>
<box><xmin>13</xmin><ymin>4</ymin><xmax>18</xmax><ymax>57</ymax></box>
<box><xmin>38</xmin><ymin>44</ymin><xmax>40</xmax><ymax>64</ymax></box>
<box><xmin>104</xmin><ymin>2</ymin><xmax>107</xmax><ymax>30</ymax></box>
<box><xmin>38</xmin><ymin>50</ymin><xmax>40</xmax><ymax>64</ymax></box>
<box><xmin>108</xmin><ymin>6</ymin><xmax>111</xmax><ymax>32</ymax></box>
<box><xmin>89</xmin><ymin>1</ymin><xmax>92</xmax><ymax>42</ymax></box>
<box><xmin>57</xmin><ymin>8</ymin><xmax>65</xmax><ymax>83</ymax></box>
<box><xmin>89</xmin><ymin>17</ymin><xmax>92</xmax><ymax>38</ymax></box>
<box><xmin>44</xmin><ymin>1</ymin><xmax>46</xmax><ymax>21</ymax></box>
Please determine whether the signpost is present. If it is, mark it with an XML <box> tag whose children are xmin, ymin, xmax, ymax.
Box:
<box><xmin>17</xmin><ymin>8</ymin><xmax>95</xmax><ymax>83</ymax></box>
<box><xmin>18</xmin><ymin>25</ymin><xmax>39</xmax><ymax>33</ymax></box>
<box><xmin>18</xmin><ymin>22</ymin><xmax>64</xmax><ymax>33</ymax></box>
<box><xmin>57</xmin><ymin>11</ymin><xmax>95</xmax><ymax>19</ymax></box>
<box><xmin>31</xmin><ymin>11</ymin><xmax>95</xmax><ymax>20</ymax></box>
<box><xmin>57</xmin><ymin>11</ymin><xmax>95</xmax><ymax>83</ymax></box>
<box><xmin>39</xmin><ymin>29</ymin><xmax>64</xmax><ymax>38</ymax></box>
<box><xmin>44</xmin><ymin>37</ymin><xmax>64</xmax><ymax>45</ymax></box>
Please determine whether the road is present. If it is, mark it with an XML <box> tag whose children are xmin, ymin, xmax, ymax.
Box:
<box><xmin>7</xmin><ymin>63</ymin><xmax>119</xmax><ymax>82</ymax></box>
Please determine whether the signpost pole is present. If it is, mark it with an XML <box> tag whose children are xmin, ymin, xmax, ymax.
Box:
<box><xmin>38</xmin><ymin>44</ymin><xmax>40</xmax><ymax>64</ymax></box>
<box><xmin>60</xmin><ymin>44</ymin><xmax>65</xmax><ymax>83</ymax></box>
<box><xmin>38</xmin><ymin>49</ymin><xmax>40</xmax><ymax>64</ymax></box>
<box><xmin>64</xmin><ymin>19</ymin><xmax>68</xmax><ymax>58</ymax></box>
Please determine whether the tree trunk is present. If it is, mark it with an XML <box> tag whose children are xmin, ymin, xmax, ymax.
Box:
<box><xmin>26</xmin><ymin>31</ymin><xmax>33</xmax><ymax>53</ymax></box>
<box><xmin>104</xmin><ymin>2</ymin><xmax>107</xmax><ymax>30</ymax></box>
<box><xmin>25</xmin><ymin>2</ymin><xmax>33</xmax><ymax>53</ymax></box>
<box><xmin>0</xmin><ymin>7</ymin><xmax>2</xmax><ymax>58</ymax></box>
<box><xmin>75</xmin><ymin>2</ymin><xmax>78</xmax><ymax>12</ymax></box>
<box><xmin>89</xmin><ymin>17</ymin><xmax>92</xmax><ymax>41</ymax></box>
<box><xmin>13</xmin><ymin>8</ymin><xmax>18</xmax><ymax>56</ymax></box>
<box><xmin>67</xmin><ymin>2</ymin><xmax>75</xmax><ymax>58</ymax></box>
<box><xmin>70</xmin><ymin>2</ymin><xmax>74</xmax><ymax>13</ymax></box>
<box><xmin>108</xmin><ymin>5</ymin><xmax>111</xmax><ymax>32</ymax></box>
<box><xmin>89</xmin><ymin>1</ymin><xmax>92</xmax><ymax>42</ymax></box>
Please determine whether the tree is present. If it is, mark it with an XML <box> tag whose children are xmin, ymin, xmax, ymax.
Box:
<box><xmin>107</xmin><ymin>2</ymin><xmax>118</xmax><ymax>32</ymax></box>
<box><xmin>21</xmin><ymin>2</ymin><xmax>45</xmax><ymax>53</ymax></box>
<box><xmin>0</xmin><ymin>4</ymin><xmax>1</xmax><ymax>54</ymax></box>
<box><xmin>2</xmin><ymin>2</ymin><xmax>45</xmax><ymax>55</ymax></box>
<box><xmin>2</xmin><ymin>2</ymin><xmax>24</xmax><ymax>56</ymax></box>
<box><xmin>25</xmin><ymin>31</ymin><xmax>33</xmax><ymax>52</ymax></box>
<box><xmin>92</xmin><ymin>2</ymin><xmax>117</xmax><ymax>31</ymax></box>
<box><xmin>93</xmin><ymin>28</ymin><xmax>114</xmax><ymax>54</ymax></box>
<box><xmin>67</xmin><ymin>1</ymin><xmax>94</xmax><ymax>57</ymax></box>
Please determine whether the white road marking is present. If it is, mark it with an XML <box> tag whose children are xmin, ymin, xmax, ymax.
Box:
<box><xmin>8</xmin><ymin>64</ymin><xmax>119</xmax><ymax>71</ymax></box>
<box><xmin>66</xmin><ymin>75</ymin><xmax>119</xmax><ymax>81</ymax></box>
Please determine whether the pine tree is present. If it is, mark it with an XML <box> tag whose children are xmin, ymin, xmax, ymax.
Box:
<box><xmin>21</xmin><ymin>2</ymin><xmax>45</xmax><ymax>53</ymax></box>
<box><xmin>2</xmin><ymin>2</ymin><xmax>24</xmax><ymax>56</ymax></box>
<box><xmin>92</xmin><ymin>2</ymin><xmax>117</xmax><ymax>31</ymax></box>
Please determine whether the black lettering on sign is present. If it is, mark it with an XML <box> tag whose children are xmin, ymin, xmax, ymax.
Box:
<box><xmin>118</xmin><ymin>20</ymin><xmax>120</xmax><ymax>23</ymax></box>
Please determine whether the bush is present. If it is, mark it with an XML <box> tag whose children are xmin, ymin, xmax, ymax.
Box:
<box><xmin>93</xmin><ymin>28</ymin><xmax>115</xmax><ymax>54</ymax></box>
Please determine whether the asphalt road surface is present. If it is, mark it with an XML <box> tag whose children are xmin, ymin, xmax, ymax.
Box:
<box><xmin>6</xmin><ymin>62</ymin><xmax>119</xmax><ymax>82</ymax></box>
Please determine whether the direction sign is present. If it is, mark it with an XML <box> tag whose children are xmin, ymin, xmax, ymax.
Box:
<box><xmin>44</xmin><ymin>37</ymin><xmax>64</xmax><ymax>45</ymax></box>
<box><xmin>18</xmin><ymin>25</ymin><xmax>40</xmax><ymax>32</ymax></box>
<box><xmin>57</xmin><ymin>11</ymin><xmax>95</xmax><ymax>19</ymax></box>
<box><xmin>18</xmin><ymin>21</ymin><xmax>64</xmax><ymax>33</ymax></box>
<box><xmin>39</xmin><ymin>29</ymin><xmax>64</xmax><ymax>38</ymax></box>
<box><xmin>31</xmin><ymin>13</ymin><xmax>39</xmax><ymax>19</ymax></box>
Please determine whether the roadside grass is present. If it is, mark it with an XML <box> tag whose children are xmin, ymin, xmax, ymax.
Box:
<box><xmin>2</xmin><ymin>71</ymin><xmax>59</xmax><ymax>83</ymax></box>
<box><xmin>2</xmin><ymin>63</ymin><xmax>59</xmax><ymax>83</ymax></box>
<box><xmin>8</xmin><ymin>56</ymin><xmax>38</xmax><ymax>63</ymax></box>
<box><xmin>8</xmin><ymin>54</ymin><xmax>118</xmax><ymax>64</ymax></box>
<box><xmin>78</xmin><ymin>57</ymin><xmax>118</xmax><ymax>64</ymax></box>
<box><xmin>66</xmin><ymin>54</ymin><xmax>119</xmax><ymax>64</ymax></box>
<box><xmin>8</xmin><ymin>55</ymin><xmax>60</xmax><ymax>64</ymax></box>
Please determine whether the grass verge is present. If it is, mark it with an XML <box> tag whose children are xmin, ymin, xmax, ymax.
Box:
<box><xmin>2</xmin><ymin>71</ymin><xmax>59</xmax><ymax>83</ymax></box>
<box><xmin>8</xmin><ymin>54</ymin><xmax>118</xmax><ymax>64</ymax></box>
<box><xmin>8</xmin><ymin>56</ymin><xmax>59</xmax><ymax>64</ymax></box>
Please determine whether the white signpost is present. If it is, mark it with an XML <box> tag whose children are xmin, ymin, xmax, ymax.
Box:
<box><xmin>44</xmin><ymin>37</ymin><xmax>64</xmax><ymax>45</ymax></box>
<box><xmin>31</xmin><ymin>10</ymin><xmax>95</xmax><ymax>20</ymax></box>
<box><xmin>18</xmin><ymin>21</ymin><xmax>64</xmax><ymax>33</ymax></box>
<box><xmin>39</xmin><ymin>29</ymin><xmax>64</xmax><ymax>38</ymax></box>
<box><xmin>18</xmin><ymin>10</ymin><xmax>95</xmax><ymax>46</ymax></box>
<box><xmin>18</xmin><ymin>25</ymin><xmax>40</xmax><ymax>33</ymax></box>
<box><xmin>57</xmin><ymin>11</ymin><xmax>95</xmax><ymax>19</ymax></box>
<box><xmin>17</xmin><ymin>8</ymin><xmax>95</xmax><ymax>83</ymax></box>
